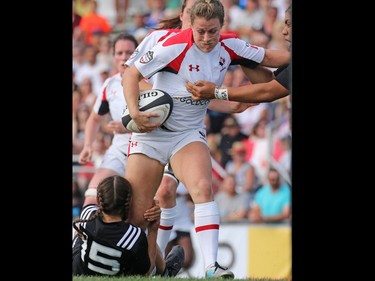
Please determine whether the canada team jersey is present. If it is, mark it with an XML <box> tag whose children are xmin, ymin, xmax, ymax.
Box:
<box><xmin>125</xmin><ymin>29</ymin><xmax>181</xmax><ymax>67</ymax></box>
<box><xmin>126</xmin><ymin>29</ymin><xmax>181</xmax><ymax>85</ymax></box>
<box><xmin>133</xmin><ymin>28</ymin><xmax>265</xmax><ymax>132</ymax></box>
<box><xmin>93</xmin><ymin>72</ymin><xmax>130</xmax><ymax>154</ymax></box>
<box><xmin>72</xmin><ymin>204</ymin><xmax>150</xmax><ymax>276</ymax></box>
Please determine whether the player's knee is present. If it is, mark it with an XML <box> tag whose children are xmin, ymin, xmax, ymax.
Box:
<box><xmin>157</xmin><ymin>177</ymin><xmax>178</xmax><ymax>200</ymax></box>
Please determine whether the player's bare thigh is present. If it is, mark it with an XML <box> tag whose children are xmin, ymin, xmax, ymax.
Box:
<box><xmin>170</xmin><ymin>142</ymin><xmax>213</xmax><ymax>203</ymax></box>
<box><xmin>125</xmin><ymin>153</ymin><xmax>164</xmax><ymax>229</ymax></box>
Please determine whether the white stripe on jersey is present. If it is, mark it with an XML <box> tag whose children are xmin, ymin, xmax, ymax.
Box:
<box><xmin>116</xmin><ymin>225</ymin><xmax>142</xmax><ymax>249</ymax></box>
<box><xmin>126</xmin><ymin>227</ymin><xmax>141</xmax><ymax>249</ymax></box>
<box><xmin>79</xmin><ymin>205</ymin><xmax>98</xmax><ymax>229</ymax></box>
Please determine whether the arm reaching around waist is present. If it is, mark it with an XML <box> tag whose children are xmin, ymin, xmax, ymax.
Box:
<box><xmin>187</xmin><ymin>78</ymin><xmax>288</xmax><ymax>103</ymax></box>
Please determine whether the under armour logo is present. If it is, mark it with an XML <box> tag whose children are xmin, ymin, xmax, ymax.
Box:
<box><xmin>130</xmin><ymin>141</ymin><xmax>138</xmax><ymax>147</ymax></box>
<box><xmin>189</xmin><ymin>64</ymin><xmax>200</xmax><ymax>72</ymax></box>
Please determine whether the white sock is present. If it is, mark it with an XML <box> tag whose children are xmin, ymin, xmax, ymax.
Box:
<box><xmin>194</xmin><ymin>201</ymin><xmax>220</xmax><ymax>269</ymax></box>
<box><xmin>157</xmin><ymin>206</ymin><xmax>177</xmax><ymax>258</ymax></box>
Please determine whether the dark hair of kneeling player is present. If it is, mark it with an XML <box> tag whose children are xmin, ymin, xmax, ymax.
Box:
<box><xmin>73</xmin><ymin>176</ymin><xmax>132</xmax><ymax>237</ymax></box>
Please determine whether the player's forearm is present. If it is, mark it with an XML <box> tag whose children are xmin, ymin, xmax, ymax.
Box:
<box><xmin>262</xmin><ymin>213</ymin><xmax>290</xmax><ymax>223</ymax></box>
<box><xmin>146</xmin><ymin>231</ymin><xmax>158</xmax><ymax>275</ymax></box>
<box><xmin>208</xmin><ymin>99</ymin><xmax>243</xmax><ymax>113</ymax></box>
<box><xmin>261</xmin><ymin>49</ymin><xmax>290</xmax><ymax>68</ymax></box>
<box><xmin>122</xmin><ymin>67</ymin><xmax>142</xmax><ymax>117</ymax></box>
<box><xmin>83</xmin><ymin>113</ymin><xmax>101</xmax><ymax>147</ymax></box>
<box><xmin>139</xmin><ymin>79</ymin><xmax>153</xmax><ymax>92</ymax></box>
<box><xmin>241</xmin><ymin>65</ymin><xmax>274</xmax><ymax>84</ymax></box>
<box><xmin>226</xmin><ymin>80</ymin><xmax>288</xmax><ymax>103</ymax></box>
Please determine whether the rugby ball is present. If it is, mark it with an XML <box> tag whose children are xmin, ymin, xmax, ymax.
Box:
<box><xmin>122</xmin><ymin>89</ymin><xmax>173</xmax><ymax>133</ymax></box>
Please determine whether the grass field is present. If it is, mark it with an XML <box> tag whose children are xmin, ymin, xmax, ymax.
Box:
<box><xmin>73</xmin><ymin>276</ymin><xmax>289</xmax><ymax>281</ymax></box>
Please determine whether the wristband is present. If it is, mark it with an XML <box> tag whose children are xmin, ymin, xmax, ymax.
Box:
<box><xmin>214</xmin><ymin>87</ymin><xmax>229</xmax><ymax>100</ymax></box>
<box><xmin>84</xmin><ymin>188</ymin><xmax>97</xmax><ymax>197</ymax></box>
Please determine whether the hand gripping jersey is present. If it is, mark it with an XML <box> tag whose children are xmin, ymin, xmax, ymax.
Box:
<box><xmin>133</xmin><ymin>28</ymin><xmax>265</xmax><ymax>132</ymax></box>
<box><xmin>72</xmin><ymin>205</ymin><xmax>150</xmax><ymax>276</ymax></box>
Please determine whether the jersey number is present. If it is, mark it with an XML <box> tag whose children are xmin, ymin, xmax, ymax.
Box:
<box><xmin>86</xmin><ymin>241</ymin><xmax>122</xmax><ymax>275</ymax></box>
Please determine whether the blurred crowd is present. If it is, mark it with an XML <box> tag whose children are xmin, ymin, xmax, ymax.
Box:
<box><xmin>72</xmin><ymin>0</ymin><xmax>291</xmax><ymax>224</ymax></box>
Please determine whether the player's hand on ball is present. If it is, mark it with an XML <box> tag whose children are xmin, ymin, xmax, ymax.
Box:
<box><xmin>132</xmin><ymin>111</ymin><xmax>161</xmax><ymax>133</ymax></box>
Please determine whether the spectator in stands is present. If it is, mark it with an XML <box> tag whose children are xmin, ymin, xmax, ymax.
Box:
<box><xmin>225</xmin><ymin>141</ymin><xmax>259</xmax><ymax>205</ymax></box>
<box><xmin>73</xmin><ymin>103</ymin><xmax>91</xmax><ymax>155</ymax></box>
<box><xmin>73</xmin><ymin>0</ymin><xmax>82</xmax><ymax>33</ymax></box>
<box><xmin>77</xmin><ymin>77</ymin><xmax>97</xmax><ymax>110</ymax></box>
<box><xmin>74</xmin><ymin>0</ymin><xmax>93</xmax><ymax>17</ymax></box>
<box><xmin>95</xmin><ymin>35</ymin><xmax>113</xmax><ymax>68</ymax></box>
<box><xmin>114</xmin><ymin>0</ymin><xmax>129</xmax><ymax>25</ymax></box>
<box><xmin>230</xmin><ymin>0</ymin><xmax>264</xmax><ymax>42</ymax></box>
<box><xmin>145</xmin><ymin>0</ymin><xmax>168</xmax><ymax>28</ymax></box>
<box><xmin>79</xmin><ymin>0</ymin><xmax>112</xmax><ymax>45</ymax></box>
<box><xmin>255</xmin><ymin>5</ymin><xmax>278</xmax><ymax>41</ymax></box>
<box><xmin>246</xmin><ymin>118</ymin><xmax>271</xmax><ymax>185</ymax></box>
<box><xmin>277</xmin><ymin>135</ymin><xmax>291</xmax><ymax>177</ymax></box>
<box><xmin>73</xmin><ymin>42</ymin><xmax>85</xmax><ymax>73</ymax></box>
<box><xmin>73</xmin><ymin>175</ymin><xmax>184</xmax><ymax>276</ymax></box>
<box><xmin>72</xmin><ymin>178</ymin><xmax>84</xmax><ymax>220</ymax></box>
<box><xmin>126</xmin><ymin>5</ymin><xmax>151</xmax><ymax>42</ymax></box>
<box><xmin>74</xmin><ymin>44</ymin><xmax>103</xmax><ymax>96</ymax></box>
<box><xmin>218</xmin><ymin>116</ymin><xmax>248</xmax><ymax>167</ymax></box>
<box><xmin>221</xmin><ymin>0</ymin><xmax>244</xmax><ymax>33</ymax></box>
<box><xmin>215</xmin><ymin>174</ymin><xmax>249</xmax><ymax>222</ymax></box>
<box><xmin>248</xmin><ymin>167</ymin><xmax>291</xmax><ymax>223</ymax></box>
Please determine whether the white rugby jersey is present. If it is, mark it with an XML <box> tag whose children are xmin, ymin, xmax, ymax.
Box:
<box><xmin>125</xmin><ymin>29</ymin><xmax>181</xmax><ymax>67</ymax></box>
<box><xmin>133</xmin><ymin>28</ymin><xmax>265</xmax><ymax>132</ymax></box>
<box><xmin>93</xmin><ymin>72</ymin><xmax>130</xmax><ymax>154</ymax></box>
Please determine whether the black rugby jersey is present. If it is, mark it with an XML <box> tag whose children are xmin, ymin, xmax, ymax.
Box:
<box><xmin>72</xmin><ymin>204</ymin><xmax>150</xmax><ymax>276</ymax></box>
<box><xmin>274</xmin><ymin>64</ymin><xmax>291</xmax><ymax>90</ymax></box>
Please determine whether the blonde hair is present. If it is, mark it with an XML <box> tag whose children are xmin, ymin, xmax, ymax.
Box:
<box><xmin>190</xmin><ymin>0</ymin><xmax>225</xmax><ymax>27</ymax></box>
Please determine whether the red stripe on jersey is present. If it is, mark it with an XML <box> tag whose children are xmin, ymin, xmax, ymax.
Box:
<box><xmin>212</xmin><ymin>168</ymin><xmax>224</xmax><ymax>181</ymax></box>
<box><xmin>159</xmin><ymin>225</ymin><xmax>173</xmax><ymax>230</ymax></box>
<box><xmin>195</xmin><ymin>224</ymin><xmax>219</xmax><ymax>232</ymax></box>
<box><xmin>161</xmin><ymin>29</ymin><xmax>195</xmax><ymax>73</ymax></box>
<box><xmin>221</xmin><ymin>41</ymin><xmax>242</xmax><ymax>61</ymax></box>
<box><xmin>220</xmin><ymin>32</ymin><xmax>239</xmax><ymax>40</ymax></box>
<box><xmin>102</xmin><ymin>84</ymin><xmax>107</xmax><ymax>101</ymax></box>
<box><xmin>156</xmin><ymin>29</ymin><xmax>181</xmax><ymax>43</ymax></box>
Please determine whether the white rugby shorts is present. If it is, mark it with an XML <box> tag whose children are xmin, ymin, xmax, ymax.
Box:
<box><xmin>99</xmin><ymin>144</ymin><xmax>128</xmax><ymax>175</ymax></box>
<box><xmin>128</xmin><ymin>127</ymin><xmax>208</xmax><ymax>165</ymax></box>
